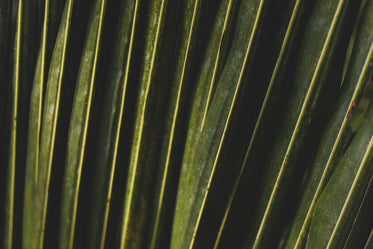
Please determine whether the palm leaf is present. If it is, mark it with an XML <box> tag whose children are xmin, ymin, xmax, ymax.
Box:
<box><xmin>1</xmin><ymin>1</ymin><xmax>373</xmax><ymax>249</ymax></box>
<box><xmin>171</xmin><ymin>1</ymin><xmax>272</xmax><ymax>248</ymax></box>
<box><xmin>285</xmin><ymin>0</ymin><xmax>373</xmax><ymax>247</ymax></box>
<box><xmin>58</xmin><ymin>0</ymin><xmax>106</xmax><ymax>248</ymax></box>
<box><xmin>4</xmin><ymin>1</ymin><xmax>22</xmax><ymax>248</ymax></box>
<box><xmin>23</xmin><ymin>0</ymin><xmax>49</xmax><ymax>248</ymax></box>
<box><xmin>306</xmin><ymin>99</ymin><xmax>373</xmax><ymax>249</ymax></box>
<box><xmin>212</xmin><ymin>0</ymin><xmax>310</xmax><ymax>247</ymax></box>
<box><xmin>83</xmin><ymin>0</ymin><xmax>137</xmax><ymax>248</ymax></box>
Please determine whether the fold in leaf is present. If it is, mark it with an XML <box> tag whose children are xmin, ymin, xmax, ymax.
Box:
<box><xmin>171</xmin><ymin>1</ymin><xmax>270</xmax><ymax>248</ymax></box>
<box><xmin>342</xmin><ymin>167</ymin><xmax>373</xmax><ymax>249</ymax></box>
<box><xmin>147</xmin><ymin>0</ymin><xmax>213</xmax><ymax>248</ymax></box>
<box><xmin>285</xmin><ymin>2</ymin><xmax>373</xmax><ymax>248</ymax></box>
<box><xmin>119</xmin><ymin>1</ymin><xmax>169</xmax><ymax>248</ymax></box>
<box><xmin>85</xmin><ymin>0</ymin><xmax>137</xmax><ymax>248</ymax></box>
<box><xmin>59</xmin><ymin>0</ymin><xmax>107</xmax><ymax>248</ymax></box>
<box><xmin>213</xmin><ymin>0</ymin><xmax>311</xmax><ymax>248</ymax></box>
<box><xmin>178</xmin><ymin>0</ymin><xmax>235</xmax><ymax>238</ymax></box>
<box><xmin>4</xmin><ymin>1</ymin><xmax>23</xmax><ymax>248</ymax></box>
<box><xmin>235</xmin><ymin>0</ymin><xmax>359</xmax><ymax>247</ymax></box>
<box><xmin>23</xmin><ymin>1</ymin><xmax>74</xmax><ymax>249</ymax></box>
<box><xmin>8</xmin><ymin>0</ymin><xmax>39</xmax><ymax>248</ymax></box>
<box><xmin>23</xmin><ymin>0</ymin><xmax>49</xmax><ymax>248</ymax></box>
<box><xmin>162</xmin><ymin>0</ymin><xmax>237</xmax><ymax>248</ymax></box>
<box><xmin>306</xmin><ymin>101</ymin><xmax>373</xmax><ymax>249</ymax></box>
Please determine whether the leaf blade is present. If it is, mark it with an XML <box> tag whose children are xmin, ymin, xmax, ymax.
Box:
<box><xmin>171</xmin><ymin>1</ymin><xmax>269</xmax><ymax>248</ymax></box>
<box><xmin>306</xmin><ymin>102</ymin><xmax>373</xmax><ymax>249</ymax></box>
<box><xmin>286</xmin><ymin>1</ymin><xmax>373</xmax><ymax>246</ymax></box>
<box><xmin>85</xmin><ymin>0</ymin><xmax>137</xmax><ymax>248</ymax></box>
<box><xmin>4</xmin><ymin>1</ymin><xmax>22</xmax><ymax>248</ymax></box>
<box><xmin>23</xmin><ymin>0</ymin><xmax>49</xmax><ymax>248</ymax></box>
<box><xmin>58</xmin><ymin>0</ymin><xmax>107</xmax><ymax>248</ymax></box>
<box><xmin>119</xmin><ymin>1</ymin><xmax>168</xmax><ymax>248</ymax></box>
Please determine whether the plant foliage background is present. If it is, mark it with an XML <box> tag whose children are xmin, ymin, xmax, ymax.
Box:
<box><xmin>0</xmin><ymin>0</ymin><xmax>373</xmax><ymax>249</ymax></box>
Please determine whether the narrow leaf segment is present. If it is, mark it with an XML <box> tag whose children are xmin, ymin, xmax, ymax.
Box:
<box><xmin>59</xmin><ymin>0</ymin><xmax>107</xmax><ymax>248</ymax></box>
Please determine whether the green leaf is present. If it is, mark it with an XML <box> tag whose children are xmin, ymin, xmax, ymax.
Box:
<box><xmin>232</xmin><ymin>0</ymin><xmax>359</xmax><ymax>247</ymax></box>
<box><xmin>148</xmin><ymin>0</ymin><xmax>237</xmax><ymax>248</ymax></box>
<box><xmin>3</xmin><ymin>1</ymin><xmax>22</xmax><ymax>248</ymax></box>
<box><xmin>6</xmin><ymin>1</ymin><xmax>39</xmax><ymax>248</ymax></box>
<box><xmin>58</xmin><ymin>0</ymin><xmax>106</xmax><ymax>248</ymax></box>
<box><xmin>23</xmin><ymin>0</ymin><xmax>49</xmax><ymax>248</ymax></box>
<box><xmin>2</xmin><ymin>1</ymin><xmax>373</xmax><ymax>249</ymax></box>
<box><xmin>365</xmin><ymin>230</ymin><xmax>373</xmax><ymax>249</ymax></box>
<box><xmin>84</xmin><ymin>0</ymin><xmax>137</xmax><ymax>248</ymax></box>
<box><xmin>146</xmin><ymin>0</ymin><xmax>217</xmax><ymax>248</ymax></box>
<box><xmin>212</xmin><ymin>0</ymin><xmax>310</xmax><ymax>248</ymax></box>
<box><xmin>342</xmin><ymin>172</ymin><xmax>373</xmax><ymax>249</ymax></box>
<box><xmin>171</xmin><ymin>0</ymin><xmax>270</xmax><ymax>248</ymax></box>
<box><xmin>285</xmin><ymin>0</ymin><xmax>373</xmax><ymax>247</ymax></box>
<box><xmin>22</xmin><ymin>0</ymin><xmax>74</xmax><ymax>248</ymax></box>
<box><xmin>118</xmin><ymin>1</ymin><xmax>171</xmax><ymax>248</ymax></box>
<box><xmin>180</xmin><ymin>0</ymin><xmax>234</xmax><ymax>160</ymax></box>
<box><xmin>306</xmin><ymin>101</ymin><xmax>373</xmax><ymax>249</ymax></box>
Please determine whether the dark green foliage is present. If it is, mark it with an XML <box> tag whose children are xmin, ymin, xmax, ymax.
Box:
<box><xmin>0</xmin><ymin>0</ymin><xmax>372</xmax><ymax>249</ymax></box>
